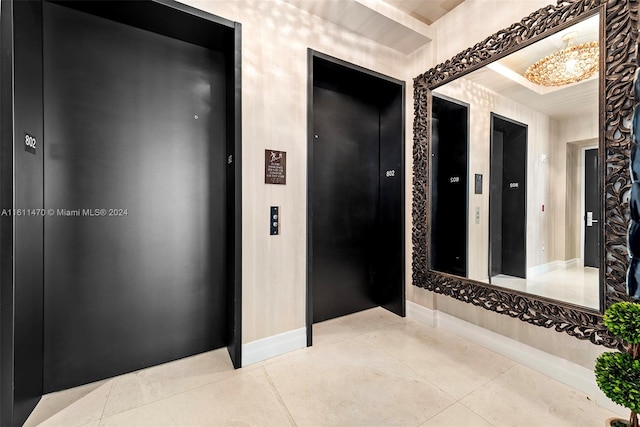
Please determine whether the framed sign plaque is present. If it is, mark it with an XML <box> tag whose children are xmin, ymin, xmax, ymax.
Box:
<box><xmin>265</xmin><ymin>149</ymin><xmax>286</xmax><ymax>184</ymax></box>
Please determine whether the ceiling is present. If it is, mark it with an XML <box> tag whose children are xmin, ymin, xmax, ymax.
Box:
<box><xmin>282</xmin><ymin>0</ymin><xmax>599</xmax><ymax>122</ymax></box>
<box><xmin>280</xmin><ymin>0</ymin><xmax>467</xmax><ymax>54</ymax></box>
<box><xmin>381</xmin><ymin>0</ymin><xmax>466</xmax><ymax>25</ymax></box>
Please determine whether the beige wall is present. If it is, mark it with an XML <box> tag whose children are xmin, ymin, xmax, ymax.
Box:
<box><xmin>180</xmin><ymin>0</ymin><xmax>413</xmax><ymax>344</ymax></box>
<box><xmin>175</xmin><ymin>0</ymin><xmax>609</xmax><ymax>369</ymax></box>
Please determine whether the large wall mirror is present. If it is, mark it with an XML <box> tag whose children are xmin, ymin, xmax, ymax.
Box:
<box><xmin>413</xmin><ymin>0</ymin><xmax>637</xmax><ymax>347</ymax></box>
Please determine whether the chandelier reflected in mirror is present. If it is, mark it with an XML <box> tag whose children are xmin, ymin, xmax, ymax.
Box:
<box><xmin>524</xmin><ymin>33</ymin><xmax>599</xmax><ymax>87</ymax></box>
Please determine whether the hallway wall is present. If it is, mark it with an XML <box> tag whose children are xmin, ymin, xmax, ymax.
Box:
<box><xmin>180</xmin><ymin>0</ymin><xmax>411</xmax><ymax>345</ymax></box>
<box><xmin>175</xmin><ymin>0</ymin><xmax>609</xmax><ymax>371</ymax></box>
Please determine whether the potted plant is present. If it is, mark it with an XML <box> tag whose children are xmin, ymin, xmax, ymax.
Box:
<box><xmin>595</xmin><ymin>301</ymin><xmax>640</xmax><ymax>427</ymax></box>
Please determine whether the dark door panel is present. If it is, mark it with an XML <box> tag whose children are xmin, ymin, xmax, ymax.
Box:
<box><xmin>309</xmin><ymin>54</ymin><xmax>404</xmax><ymax>326</ymax></box>
<box><xmin>491</xmin><ymin>114</ymin><xmax>527</xmax><ymax>279</ymax></box>
<box><xmin>431</xmin><ymin>95</ymin><xmax>468</xmax><ymax>277</ymax></box>
<box><xmin>584</xmin><ymin>148</ymin><xmax>599</xmax><ymax>267</ymax></box>
<box><xmin>312</xmin><ymin>87</ymin><xmax>379</xmax><ymax>322</ymax></box>
<box><xmin>43</xmin><ymin>3</ymin><xmax>227</xmax><ymax>391</ymax></box>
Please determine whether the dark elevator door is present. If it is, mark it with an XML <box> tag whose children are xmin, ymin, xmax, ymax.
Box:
<box><xmin>43</xmin><ymin>3</ymin><xmax>227</xmax><ymax>391</ymax></box>
<box><xmin>584</xmin><ymin>148</ymin><xmax>599</xmax><ymax>267</ymax></box>
<box><xmin>490</xmin><ymin>114</ymin><xmax>527</xmax><ymax>279</ymax></box>
<box><xmin>312</xmin><ymin>87</ymin><xmax>379</xmax><ymax>323</ymax></box>
<box><xmin>431</xmin><ymin>95</ymin><xmax>468</xmax><ymax>277</ymax></box>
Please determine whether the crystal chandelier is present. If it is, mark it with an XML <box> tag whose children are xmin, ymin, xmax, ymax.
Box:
<box><xmin>524</xmin><ymin>37</ymin><xmax>599</xmax><ymax>87</ymax></box>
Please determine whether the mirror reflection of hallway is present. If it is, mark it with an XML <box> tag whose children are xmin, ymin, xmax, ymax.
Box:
<box><xmin>427</xmin><ymin>13</ymin><xmax>601</xmax><ymax>310</ymax></box>
<box><xmin>490</xmin><ymin>114</ymin><xmax>527</xmax><ymax>280</ymax></box>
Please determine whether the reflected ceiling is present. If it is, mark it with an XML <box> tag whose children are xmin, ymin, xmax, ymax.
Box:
<box><xmin>462</xmin><ymin>14</ymin><xmax>600</xmax><ymax>120</ymax></box>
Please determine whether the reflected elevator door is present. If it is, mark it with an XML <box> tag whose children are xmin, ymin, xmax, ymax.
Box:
<box><xmin>490</xmin><ymin>114</ymin><xmax>527</xmax><ymax>279</ymax></box>
<box><xmin>43</xmin><ymin>3</ymin><xmax>227</xmax><ymax>391</ymax></box>
<box><xmin>431</xmin><ymin>95</ymin><xmax>468</xmax><ymax>277</ymax></box>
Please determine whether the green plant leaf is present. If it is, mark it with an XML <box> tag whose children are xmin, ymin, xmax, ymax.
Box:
<box><xmin>604</xmin><ymin>302</ymin><xmax>640</xmax><ymax>344</ymax></box>
<box><xmin>596</xmin><ymin>352</ymin><xmax>640</xmax><ymax>412</ymax></box>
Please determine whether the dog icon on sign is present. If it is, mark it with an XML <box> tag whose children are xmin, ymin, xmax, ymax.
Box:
<box><xmin>270</xmin><ymin>151</ymin><xmax>282</xmax><ymax>162</ymax></box>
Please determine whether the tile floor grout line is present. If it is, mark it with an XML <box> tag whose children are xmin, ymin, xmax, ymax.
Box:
<box><xmin>96</xmin><ymin>361</ymin><xmax>251</xmax><ymax>419</ymax></box>
<box><xmin>30</xmin><ymin>381</ymin><xmax>115</xmax><ymax>427</ymax></box>
<box><xmin>97</xmin><ymin>379</ymin><xmax>115</xmax><ymax>423</ymax></box>
<box><xmin>357</xmin><ymin>323</ymin><xmax>504</xmax><ymax>427</ymax></box>
<box><xmin>94</xmin><ymin>363</ymin><xmax>251</xmax><ymax>422</ymax></box>
<box><xmin>456</xmin><ymin>399</ymin><xmax>499</xmax><ymax>427</ymax></box>
<box><xmin>92</xmin><ymin>377</ymin><xmax>211</xmax><ymax>426</ymax></box>
<box><xmin>358</xmin><ymin>325</ymin><xmax>459</xmax><ymax>399</ymax></box>
<box><xmin>262</xmin><ymin>366</ymin><xmax>298</xmax><ymax>427</ymax></box>
<box><xmin>356</xmin><ymin>322</ymin><xmax>467</xmax><ymax>427</ymax></box>
<box><xmin>40</xmin><ymin>351</ymin><xmax>286</xmax><ymax>424</ymax></box>
<box><xmin>453</xmin><ymin>364</ymin><xmax>522</xmax><ymax>427</ymax></box>
<box><xmin>452</xmin><ymin>360</ymin><xmax>519</xmax><ymax>403</ymax></box>
<box><xmin>364</xmin><ymin>316</ymin><xmax>522</xmax><ymax>403</ymax></box>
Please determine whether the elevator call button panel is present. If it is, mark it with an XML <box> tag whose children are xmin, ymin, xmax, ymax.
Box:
<box><xmin>270</xmin><ymin>206</ymin><xmax>279</xmax><ymax>235</ymax></box>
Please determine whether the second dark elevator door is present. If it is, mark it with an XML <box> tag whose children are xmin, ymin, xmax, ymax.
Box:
<box><xmin>490</xmin><ymin>114</ymin><xmax>527</xmax><ymax>279</ymax></box>
<box><xmin>312</xmin><ymin>87</ymin><xmax>379</xmax><ymax>322</ymax></box>
<box><xmin>311</xmin><ymin>56</ymin><xmax>404</xmax><ymax>324</ymax></box>
<box><xmin>43</xmin><ymin>3</ymin><xmax>228</xmax><ymax>391</ymax></box>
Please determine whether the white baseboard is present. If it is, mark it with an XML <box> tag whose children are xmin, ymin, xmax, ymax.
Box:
<box><xmin>242</xmin><ymin>327</ymin><xmax>306</xmax><ymax>367</ymax></box>
<box><xmin>406</xmin><ymin>300</ymin><xmax>437</xmax><ymax>327</ymax></box>
<box><xmin>527</xmin><ymin>260</ymin><xmax>564</xmax><ymax>277</ymax></box>
<box><xmin>528</xmin><ymin>258</ymin><xmax>582</xmax><ymax>278</ymax></box>
<box><xmin>406</xmin><ymin>301</ymin><xmax>626</xmax><ymax>417</ymax></box>
<box><xmin>566</xmin><ymin>258</ymin><xmax>582</xmax><ymax>269</ymax></box>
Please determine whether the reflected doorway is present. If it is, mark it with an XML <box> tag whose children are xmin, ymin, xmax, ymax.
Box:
<box><xmin>490</xmin><ymin>113</ymin><xmax>527</xmax><ymax>280</ymax></box>
<box><xmin>431</xmin><ymin>95</ymin><xmax>469</xmax><ymax>277</ymax></box>
<box><xmin>583</xmin><ymin>147</ymin><xmax>599</xmax><ymax>267</ymax></box>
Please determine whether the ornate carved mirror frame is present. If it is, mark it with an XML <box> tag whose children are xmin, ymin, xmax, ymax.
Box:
<box><xmin>413</xmin><ymin>0</ymin><xmax>637</xmax><ymax>348</ymax></box>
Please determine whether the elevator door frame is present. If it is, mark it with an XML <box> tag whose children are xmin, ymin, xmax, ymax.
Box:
<box><xmin>583</xmin><ymin>146</ymin><xmax>600</xmax><ymax>268</ymax></box>
<box><xmin>489</xmin><ymin>112</ymin><xmax>528</xmax><ymax>280</ymax></box>
<box><xmin>0</xmin><ymin>1</ymin><xmax>242</xmax><ymax>425</ymax></box>
<box><xmin>306</xmin><ymin>50</ymin><xmax>405</xmax><ymax>346</ymax></box>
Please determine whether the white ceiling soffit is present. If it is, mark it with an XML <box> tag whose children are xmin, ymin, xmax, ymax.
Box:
<box><xmin>283</xmin><ymin>0</ymin><xmax>434</xmax><ymax>54</ymax></box>
<box><xmin>382</xmin><ymin>0</ymin><xmax>466</xmax><ymax>25</ymax></box>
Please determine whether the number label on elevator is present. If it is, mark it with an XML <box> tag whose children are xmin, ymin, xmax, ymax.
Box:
<box><xmin>449</xmin><ymin>176</ymin><xmax>460</xmax><ymax>183</ymax></box>
<box><xmin>385</xmin><ymin>170</ymin><xmax>395</xmax><ymax>177</ymax></box>
<box><xmin>509</xmin><ymin>182</ymin><xmax>519</xmax><ymax>188</ymax></box>
<box><xmin>24</xmin><ymin>133</ymin><xmax>37</xmax><ymax>154</ymax></box>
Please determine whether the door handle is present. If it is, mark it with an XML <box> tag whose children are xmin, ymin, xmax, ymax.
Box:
<box><xmin>586</xmin><ymin>211</ymin><xmax>598</xmax><ymax>227</ymax></box>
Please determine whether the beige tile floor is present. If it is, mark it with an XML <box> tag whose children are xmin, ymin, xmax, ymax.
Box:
<box><xmin>26</xmin><ymin>307</ymin><xmax>618</xmax><ymax>427</ymax></box>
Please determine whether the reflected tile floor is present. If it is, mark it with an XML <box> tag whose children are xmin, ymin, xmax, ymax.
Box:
<box><xmin>26</xmin><ymin>307</ymin><xmax>617</xmax><ymax>427</ymax></box>
<box><xmin>490</xmin><ymin>266</ymin><xmax>599</xmax><ymax>309</ymax></box>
